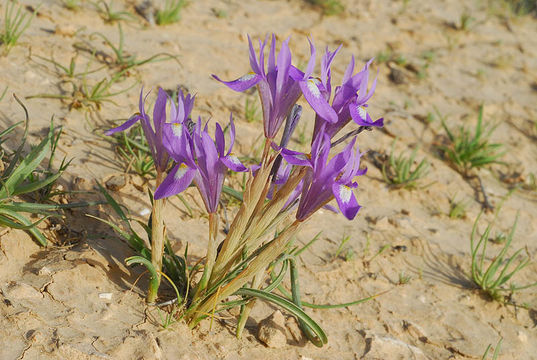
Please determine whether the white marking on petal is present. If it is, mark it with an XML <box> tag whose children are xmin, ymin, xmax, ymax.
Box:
<box><xmin>357</xmin><ymin>106</ymin><xmax>367</xmax><ymax>120</ymax></box>
<box><xmin>239</xmin><ymin>73</ymin><xmax>256</xmax><ymax>82</ymax></box>
<box><xmin>172</xmin><ymin>123</ymin><xmax>183</xmax><ymax>137</ymax></box>
<box><xmin>307</xmin><ymin>79</ymin><xmax>321</xmax><ymax>98</ymax></box>
<box><xmin>228</xmin><ymin>154</ymin><xmax>241</xmax><ymax>165</ymax></box>
<box><xmin>339</xmin><ymin>185</ymin><xmax>352</xmax><ymax>204</ymax></box>
<box><xmin>295</xmin><ymin>154</ymin><xmax>308</xmax><ymax>160</ymax></box>
<box><xmin>174</xmin><ymin>164</ymin><xmax>189</xmax><ymax>180</ymax></box>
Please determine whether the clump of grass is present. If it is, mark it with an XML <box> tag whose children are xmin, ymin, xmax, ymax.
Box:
<box><xmin>439</xmin><ymin>106</ymin><xmax>504</xmax><ymax>174</ymax></box>
<box><xmin>1</xmin><ymin>1</ymin><xmax>37</xmax><ymax>55</ymax></box>
<box><xmin>448</xmin><ymin>195</ymin><xmax>470</xmax><ymax>219</ymax></box>
<box><xmin>92</xmin><ymin>0</ymin><xmax>136</xmax><ymax>23</ymax></box>
<box><xmin>244</xmin><ymin>97</ymin><xmax>260</xmax><ymax>123</ymax></box>
<box><xmin>458</xmin><ymin>11</ymin><xmax>476</xmax><ymax>31</ymax></box>
<box><xmin>470</xmin><ymin>211</ymin><xmax>537</xmax><ymax>302</ymax></box>
<box><xmin>482</xmin><ymin>338</ymin><xmax>502</xmax><ymax>360</ymax></box>
<box><xmin>109</xmin><ymin>121</ymin><xmax>155</xmax><ymax>179</ymax></box>
<box><xmin>84</xmin><ymin>23</ymin><xmax>178</xmax><ymax>75</ymax></box>
<box><xmin>32</xmin><ymin>53</ymin><xmax>105</xmax><ymax>79</ymax></box>
<box><xmin>0</xmin><ymin>95</ymin><xmax>95</xmax><ymax>246</ymax></box>
<box><xmin>521</xmin><ymin>172</ymin><xmax>537</xmax><ymax>192</ymax></box>
<box><xmin>333</xmin><ymin>234</ymin><xmax>354</xmax><ymax>261</ymax></box>
<box><xmin>156</xmin><ymin>0</ymin><xmax>185</xmax><ymax>25</ymax></box>
<box><xmin>27</xmin><ymin>70</ymin><xmax>137</xmax><ymax>111</ymax></box>
<box><xmin>398</xmin><ymin>271</ymin><xmax>412</xmax><ymax>285</ymax></box>
<box><xmin>490</xmin><ymin>0</ymin><xmax>537</xmax><ymax>16</ymax></box>
<box><xmin>381</xmin><ymin>139</ymin><xmax>430</xmax><ymax>189</ymax></box>
<box><xmin>305</xmin><ymin>0</ymin><xmax>344</xmax><ymax>16</ymax></box>
<box><xmin>61</xmin><ymin>0</ymin><xmax>80</xmax><ymax>11</ymax></box>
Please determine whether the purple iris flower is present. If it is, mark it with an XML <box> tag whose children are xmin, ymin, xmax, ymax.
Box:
<box><xmin>212</xmin><ymin>34</ymin><xmax>304</xmax><ymax>140</ymax></box>
<box><xmin>154</xmin><ymin>115</ymin><xmax>248</xmax><ymax>214</ymax></box>
<box><xmin>279</xmin><ymin>129</ymin><xmax>366</xmax><ymax>221</ymax></box>
<box><xmin>300</xmin><ymin>46</ymin><xmax>383</xmax><ymax>140</ymax></box>
<box><xmin>106</xmin><ymin>87</ymin><xmax>171</xmax><ymax>172</ymax></box>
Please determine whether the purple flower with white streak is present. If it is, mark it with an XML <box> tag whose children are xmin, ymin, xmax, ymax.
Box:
<box><xmin>155</xmin><ymin>115</ymin><xmax>248</xmax><ymax>214</ymax></box>
<box><xmin>213</xmin><ymin>34</ymin><xmax>304</xmax><ymax>140</ymax></box>
<box><xmin>106</xmin><ymin>87</ymin><xmax>171</xmax><ymax>172</ymax></box>
<box><xmin>301</xmin><ymin>45</ymin><xmax>383</xmax><ymax>140</ymax></box>
<box><xmin>279</xmin><ymin>129</ymin><xmax>366</xmax><ymax>221</ymax></box>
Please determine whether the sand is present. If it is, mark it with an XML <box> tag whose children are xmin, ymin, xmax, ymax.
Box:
<box><xmin>1</xmin><ymin>0</ymin><xmax>537</xmax><ymax>359</ymax></box>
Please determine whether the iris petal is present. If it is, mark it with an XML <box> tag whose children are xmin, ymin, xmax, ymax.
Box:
<box><xmin>154</xmin><ymin>164</ymin><xmax>196</xmax><ymax>200</ymax></box>
<box><xmin>332</xmin><ymin>183</ymin><xmax>361</xmax><ymax>220</ymax></box>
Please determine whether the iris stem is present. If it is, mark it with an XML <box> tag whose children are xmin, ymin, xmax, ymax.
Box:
<box><xmin>147</xmin><ymin>171</ymin><xmax>166</xmax><ymax>303</ymax></box>
<box><xmin>331</xmin><ymin>126</ymin><xmax>370</xmax><ymax>148</ymax></box>
<box><xmin>193</xmin><ymin>212</ymin><xmax>219</xmax><ymax>301</ymax></box>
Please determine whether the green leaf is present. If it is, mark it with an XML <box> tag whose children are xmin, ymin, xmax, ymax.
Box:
<box><xmin>235</xmin><ymin>287</ymin><xmax>328</xmax><ymax>346</ymax></box>
<box><xmin>125</xmin><ymin>256</ymin><xmax>160</xmax><ymax>301</ymax></box>
<box><xmin>11</xmin><ymin>172</ymin><xmax>63</xmax><ymax>196</ymax></box>
<box><xmin>0</xmin><ymin>127</ymin><xmax>52</xmax><ymax>199</ymax></box>
<box><xmin>0</xmin><ymin>208</ymin><xmax>47</xmax><ymax>246</ymax></box>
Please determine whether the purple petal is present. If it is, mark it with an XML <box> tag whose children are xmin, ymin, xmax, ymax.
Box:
<box><xmin>105</xmin><ymin>114</ymin><xmax>142</xmax><ymax>135</ymax></box>
<box><xmin>289</xmin><ymin>65</ymin><xmax>305</xmax><ymax>81</ymax></box>
<box><xmin>162</xmin><ymin>122</ymin><xmax>193</xmax><ymax>163</ymax></box>
<box><xmin>227</xmin><ymin>114</ymin><xmax>236</xmax><ymax>156</ymax></box>
<box><xmin>258</xmin><ymin>37</ymin><xmax>267</xmax><ymax>77</ymax></box>
<box><xmin>221</xmin><ymin>154</ymin><xmax>248</xmax><ymax>172</ymax></box>
<box><xmin>268</xmin><ymin>34</ymin><xmax>276</xmax><ymax>74</ymax></box>
<box><xmin>153</xmin><ymin>88</ymin><xmax>167</xmax><ymax>133</ymax></box>
<box><xmin>248</xmin><ymin>34</ymin><xmax>261</xmax><ymax>74</ymax></box>
<box><xmin>279</xmin><ymin>148</ymin><xmax>311</xmax><ymax>167</ymax></box>
<box><xmin>332</xmin><ymin>183</ymin><xmax>361</xmax><ymax>220</ymax></box>
<box><xmin>154</xmin><ymin>164</ymin><xmax>196</xmax><ymax>200</ymax></box>
<box><xmin>215</xmin><ymin>122</ymin><xmax>225</xmax><ymax>157</ymax></box>
<box><xmin>212</xmin><ymin>73</ymin><xmax>262</xmax><ymax>92</ymax></box>
<box><xmin>341</xmin><ymin>55</ymin><xmax>355</xmax><ymax>85</ymax></box>
<box><xmin>349</xmin><ymin>103</ymin><xmax>384</xmax><ymax>127</ymax></box>
<box><xmin>322</xmin><ymin>204</ymin><xmax>339</xmax><ymax>213</ymax></box>
<box><xmin>304</xmin><ymin>38</ymin><xmax>316</xmax><ymax>80</ymax></box>
<box><xmin>276</xmin><ymin>37</ymin><xmax>291</xmax><ymax>98</ymax></box>
<box><xmin>300</xmin><ymin>79</ymin><xmax>338</xmax><ymax>123</ymax></box>
<box><xmin>321</xmin><ymin>44</ymin><xmax>341</xmax><ymax>89</ymax></box>
<box><xmin>199</xmin><ymin>131</ymin><xmax>219</xmax><ymax>175</ymax></box>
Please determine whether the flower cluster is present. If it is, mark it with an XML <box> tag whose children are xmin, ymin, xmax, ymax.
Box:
<box><xmin>107</xmin><ymin>34</ymin><xmax>384</xmax><ymax>337</ymax></box>
<box><xmin>214</xmin><ymin>34</ymin><xmax>383</xmax><ymax>220</ymax></box>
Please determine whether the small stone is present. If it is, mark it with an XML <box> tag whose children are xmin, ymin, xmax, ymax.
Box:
<box><xmin>257</xmin><ymin>311</ymin><xmax>287</xmax><ymax>348</ymax></box>
<box><xmin>3</xmin><ymin>282</ymin><xmax>43</xmax><ymax>300</ymax></box>
<box><xmin>364</xmin><ymin>333</ymin><xmax>427</xmax><ymax>360</ymax></box>
<box><xmin>285</xmin><ymin>316</ymin><xmax>304</xmax><ymax>343</ymax></box>
<box><xmin>72</xmin><ymin>176</ymin><xmax>93</xmax><ymax>191</ymax></box>
<box><xmin>99</xmin><ymin>293</ymin><xmax>113</xmax><ymax>300</ymax></box>
<box><xmin>139</xmin><ymin>208</ymin><xmax>151</xmax><ymax>217</ymax></box>
<box><xmin>38</xmin><ymin>266</ymin><xmax>53</xmax><ymax>276</ymax></box>
<box><xmin>518</xmin><ymin>330</ymin><xmax>528</xmax><ymax>343</ymax></box>
<box><xmin>389</xmin><ymin>67</ymin><xmax>406</xmax><ymax>85</ymax></box>
<box><xmin>55</xmin><ymin>24</ymin><xmax>77</xmax><ymax>37</ymax></box>
<box><xmin>105</xmin><ymin>175</ymin><xmax>126</xmax><ymax>191</ymax></box>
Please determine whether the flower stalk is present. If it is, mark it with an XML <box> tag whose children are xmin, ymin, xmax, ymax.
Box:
<box><xmin>148</xmin><ymin>170</ymin><xmax>165</xmax><ymax>303</ymax></box>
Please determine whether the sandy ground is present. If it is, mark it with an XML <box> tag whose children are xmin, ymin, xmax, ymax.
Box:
<box><xmin>1</xmin><ymin>0</ymin><xmax>537</xmax><ymax>359</ymax></box>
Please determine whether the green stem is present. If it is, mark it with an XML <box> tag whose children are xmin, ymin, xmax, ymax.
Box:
<box><xmin>193</xmin><ymin>212</ymin><xmax>218</xmax><ymax>300</ymax></box>
<box><xmin>147</xmin><ymin>171</ymin><xmax>165</xmax><ymax>303</ymax></box>
<box><xmin>289</xmin><ymin>258</ymin><xmax>323</xmax><ymax>347</ymax></box>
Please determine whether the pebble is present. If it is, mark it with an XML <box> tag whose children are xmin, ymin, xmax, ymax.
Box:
<box><xmin>105</xmin><ymin>175</ymin><xmax>126</xmax><ymax>191</ymax></box>
<box><xmin>3</xmin><ymin>282</ymin><xmax>43</xmax><ymax>300</ymax></box>
<box><xmin>72</xmin><ymin>176</ymin><xmax>93</xmax><ymax>191</ymax></box>
<box><xmin>364</xmin><ymin>333</ymin><xmax>427</xmax><ymax>360</ymax></box>
<box><xmin>54</xmin><ymin>24</ymin><xmax>77</xmax><ymax>37</ymax></box>
<box><xmin>99</xmin><ymin>293</ymin><xmax>113</xmax><ymax>300</ymax></box>
<box><xmin>257</xmin><ymin>310</ymin><xmax>287</xmax><ymax>348</ymax></box>
<box><xmin>285</xmin><ymin>316</ymin><xmax>304</xmax><ymax>343</ymax></box>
